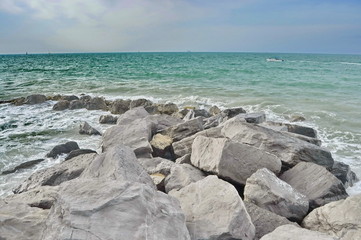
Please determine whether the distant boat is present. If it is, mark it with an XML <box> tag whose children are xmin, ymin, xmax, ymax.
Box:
<box><xmin>266</xmin><ymin>57</ymin><xmax>284</xmax><ymax>62</ymax></box>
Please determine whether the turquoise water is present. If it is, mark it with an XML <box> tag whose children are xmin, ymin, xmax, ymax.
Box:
<box><xmin>0</xmin><ymin>52</ymin><xmax>360</xmax><ymax>195</ymax></box>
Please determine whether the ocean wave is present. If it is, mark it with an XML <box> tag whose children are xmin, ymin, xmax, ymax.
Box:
<box><xmin>340</xmin><ymin>62</ymin><xmax>361</xmax><ymax>66</ymax></box>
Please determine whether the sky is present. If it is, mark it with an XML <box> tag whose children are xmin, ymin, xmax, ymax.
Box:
<box><xmin>0</xmin><ymin>0</ymin><xmax>361</xmax><ymax>54</ymax></box>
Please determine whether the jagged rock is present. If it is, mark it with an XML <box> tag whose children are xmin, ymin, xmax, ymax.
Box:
<box><xmin>280</xmin><ymin>162</ymin><xmax>348</xmax><ymax>210</ymax></box>
<box><xmin>175</xmin><ymin>154</ymin><xmax>191</xmax><ymax>164</ymax></box>
<box><xmin>1</xmin><ymin>159</ymin><xmax>44</xmax><ymax>175</ymax></box>
<box><xmin>42</xmin><ymin>179</ymin><xmax>191</xmax><ymax>240</ymax></box>
<box><xmin>242</xmin><ymin>112</ymin><xmax>266</xmax><ymax>124</ymax></box>
<box><xmin>137</xmin><ymin>157</ymin><xmax>175</xmax><ymax>176</ymax></box>
<box><xmin>161</xmin><ymin>117</ymin><xmax>204</xmax><ymax>142</ymax></box>
<box><xmin>194</xmin><ymin>109</ymin><xmax>211</xmax><ymax>118</ymax></box>
<box><xmin>65</xmin><ymin>149</ymin><xmax>97</xmax><ymax>161</ymax></box>
<box><xmin>183</xmin><ymin>109</ymin><xmax>195</xmax><ymax>121</ymax></box>
<box><xmin>85</xmin><ymin>97</ymin><xmax>107</xmax><ymax>110</ymax></box>
<box><xmin>68</xmin><ymin>99</ymin><xmax>85</xmax><ymax>109</ymax></box>
<box><xmin>290</xmin><ymin>115</ymin><xmax>306</xmax><ymax>122</ymax></box>
<box><xmin>130</xmin><ymin>98</ymin><xmax>153</xmax><ymax>109</ymax></box>
<box><xmin>60</xmin><ymin>95</ymin><xmax>79</xmax><ymax>101</ymax></box>
<box><xmin>150</xmin><ymin>133</ymin><xmax>174</xmax><ymax>159</ymax></box>
<box><xmin>165</xmin><ymin>163</ymin><xmax>206</xmax><ymax>193</ymax></box>
<box><xmin>222</xmin><ymin>117</ymin><xmax>334</xmax><ymax>170</ymax></box>
<box><xmin>244</xmin><ymin>168</ymin><xmax>309</xmax><ymax>222</ymax></box>
<box><xmin>191</xmin><ymin>136</ymin><xmax>281</xmax><ymax>185</ymax></box>
<box><xmin>222</xmin><ymin>107</ymin><xmax>246</xmax><ymax>118</ymax></box>
<box><xmin>14</xmin><ymin>153</ymin><xmax>97</xmax><ymax>194</ymax></box>
<box><xmin>80</xmin><ymin>95</ymin><xmax>92</xmax><ymax>103</ymax></box>
<box><xmin>302</xmin><ymin>194</ymin><xmax>361</xmax><ymax>240</ymax></box>
<box><xmin>79</xmin><ymin>121</ymin><xmax>101</xmax><ymax>135</ymax></box>
<box><xmin>11</xmin><ymin>97</ymin><xmax>26</xmax><ymax>106</ymax></box>
<box><xmin>99</xmin><ymin>114</ymin><xmax>118</xmax><ymax>124</ymax></box>
<box><xmin>244</xmin><ymin>202</ymin><xmax>298</xmax><ymax>240</ymax></box>
<box><xmin>173</xmin><ymin>126</ymin><xmax>223</xmax><ymax>157</ymax></box>
<box><xmin>282</xmin><ymin>131</ymin><xmax>321</xmax><ymax>146</ymax></box>
<box><xmin>0</xmin><ymin>200</ymin><xmax>49</xmax><ymax>239</ymax></box>
<box><xmin>261</xmin><ymin>121</ymin><xmax>317</xmax><ymax>138</ymax></box>
<box><xmin>203</xmin><ymin>113</ymin><xmax>226</xmax><ymax>129</ymax></box>
<box><xmin>145</xmin><ymin>114</ymin><xmax>184</xmax><ymax>133</ymax></box>
<box><xmin>331</xmin><ymin>161</ymin><xmax>359</xmax><ymax>188</ymax></box>
<box><xmin>116</xmin><ymin>106</ymin><xmax>149</xmax><ymax>125</ymax></box>
<box><xmin>156</xmin><ymin>103</ymin><xmax>179</xmax><ymax>115</ymax></box>
<box><xmin>170</xmin><ymin>175</ymin><xmax>255</xmax><ymax>240</ymax></box>
<box><xmin>46</xmin><ymin>141</ymin><xmax>80</xmax><ymax>158</ymax></box>
<box><xmin>25</xmin><ymin>94</ymin><xmax>47</xmax><ymax>105</ymax></box>
<box><xmin>102</xmin><ymin>118</ymin><xmax>154</xmax><ymax>158</ymax></box>
<box><xmin>260</xmin><ymin>224</ymin><xmax>338</xmax><ymax>240</ymax></box>
<box><xmin>52</xmin><ymin>100</ymin><xmax>70</xmax><ymax>111</ymax></box>
<box><xmin>150</xmin><ymin>173</ymin><xmax>166</xmax><ymax>191</ymax></box>
<box><xmin>110</xmin><ymin>99</ymin><xmax>131</xmax><ymax>114</ymax></box>
<box><xmin>209</xmin><ymin>105</ymin><xmax>221</xmax><ymax>115</ymax></box>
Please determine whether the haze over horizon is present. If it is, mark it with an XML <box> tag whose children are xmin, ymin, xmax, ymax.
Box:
<box><xmin>1</xmin><ymin>0</ymin><xmax>361</xmax><ymax>54</ymax></box>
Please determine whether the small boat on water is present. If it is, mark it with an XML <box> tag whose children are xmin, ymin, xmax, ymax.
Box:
<box><xmin>266</xmin><ymin>57</ymin><xmax>284</xmax><ymax>62</ymax></box>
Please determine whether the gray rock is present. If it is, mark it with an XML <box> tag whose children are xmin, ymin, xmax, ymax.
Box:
<box><xmin>150</xmin><ymin>173</ymin><xmax>166</xmax><ymax>191</ymax></box>
<box><xmin>80</xmin><ymin>95</ymin><xmax>92</xmax><ymax>103</ymax></box>
<box><xmin>260</xmin><ymin>224</ymin><xmax>338</xmax><ymax>240</ymax></box>
<box><xmin>85</xmin><ymin>96</ymin><xmax>107</xmax><ymax>110</ymax></box>
<box><xmin>150</xmin><ymin>133</ymin><xmax>174</xmax><ymax>159</ymax></box>
<box><xmin>42</xmin><ymin>179</ymin><xmax>191</xmax><ymax>240</ymax></box>
<box><xmin>81</xmin><ymin>145</ymin><xmax>155</xmax><ymax>188</ymax></box>
<box><xmin>203</xmin><ymin>113</ymin><xmax>227</xmax><ymax>129</ymax></box>
<box><xmin>1</xmin><ymin>159</ymin><xmax>44</xmax><ymax>175</ymax></box>
<box><xmin>165</xmin><ymin>163</ymin><xmax>206</xmax><ymax>193</ymax></box>
<box><xmin>290</xmin><ymin>115</ymin><xmax>306</xmax><ymax>122</ymax></box>
<box><xmin>102</xmin><ymin>118</ymin><xmax>154</xmax><ymax>158</ymax></box>
<box><xmin>194</xmin><ymin>109</ymin><xmax>211</xmax><ymax>118</ymax></box>
<box><xmin>244</xmin><ymin>202</ymin><xmax>298</xmax><ymax>240</ymax></box>
<box><xmin>99</xmin><ymin>114</ymin><xmax>118</xmax><ymax>124</ymax></box>
<box><xmin>14</xmin><ymin>153</ymin><xmax>97</xmax><ymax>194</ymax></box>
<box><xmin>52</xmin><ymin>100</ymin><xmax>70</xmax><ymax>111</ymax></box>
<box><xmin>191</xmin><ymin>136</ymin><xmax>281</xmax><ymax>185</ymax></box>
<box><xmin>65</xmin><ymin>149</ymin><xmax>97</xmax><ymax>161</ymax></box>
<box><xmin>209</xmin><ymin>105</ymin><xmax>221</xmax><ymax>115</ymax></box>
<box><xmin>25</xmin><ymin>94</ymin><xmax>47</xmax><ymax>104</ymax></box>
<box><xmin>331</xmin><ymin>161</ymin><xmax>359</xmax><ymax>188</ymax></box>
<box><xmin>222</xmin><ymin>117</ymin><xmax>334</xmax><ymax>170</ymax></box>
<box><xmin>243</xmin><ymin>112</ymin><xmax>266</xmax><ymax>124</ymax></box>
<box><xmin>68</xmin><ymin>99</ymin><xmax>85</xmax><ymax>109</ymax></box>
<box><xmin>110</xmin><ymin>99</ymin><xmax>130</xmax><ymax>114</ymax></box>
<box><xmin>244</xmin><ymin>168</ymin><xmax>309</xmax><ymax>222</ymax></box>
<box><xmin>137</xmin><ymin>157</ymin><xmax>176</xmax><ymax>176</ymax></box>
<box><xmin>282</xmin><ymin>131</ymin><xmax>322</xmax><ymax>146</ymax></box>
<box><xmin>79</xmin><ymin>121</ymin><xmax>101</xmax><ymax>135</ymax></box>
<box><xmin>161</xmin><ymin>117</ymin><xmax>204</xmax><ymax>142</ymax></box>
<box><xmin>156</xmin><ymin>103</ymin><xmax>179</xmax><ymax>115</ymax></box>
<box><xmin>170</xmin><ymin>175</ymin><xmax>255</xmax><ymax>240</ymax></box>
<box><xmin>60</xmin><ymin>95</ymin><xmax>79</xmax><ymax>101</ymax></box>
<box><xmin>10</xmin><ymin>97</ymin><xmax>26</xmax><ymax>106</ymax></box>
<box><xmin>46</xmin><ymin>141</ymin><xmax>80</xmax><ymax>158</ymax></box>
<box><xmin>287</xmin><ymin>123</ymin><xmax>317</xmax><ymax>138</ymax></box>
<box><xmin>183</xmin><ymin>109</ymin><xmax>195</xmax><ymax>121</ymax></box>
<box><xmin>0</xmin><ymin>200</ymin><xmax>49</xmax><ymax>240</ymax></box>
<box><xmin>145</xmin><ymin>114</ymin><xmax>184</xmax><ymax>133</ymax></box>
<box><xmin>130</xmin><ymin>98</ymin><xmax>153</xmax><ymax>109</ymax></box>
<box><xmin>116</xmin><ymin>106</ymin><xmax>149</xmax><ymax>125</ymax></box>
<box><xmin>302</xmin><ymin>194</ymin><xmax>361</xmax><ymax>240</ymax></box>
<box><xmin>173</xmin><ymin>126</ymin><xmax>223</xmax><ymax>157</ymax></box>
<box><xmin>175</xmin><ymin>154</ymin><xmax>191</xmax><ymax>164</ymax></box>
<box><xmin>222</xmin><ymin>107</ymin><xmax>246</xmax><ymax>118</ymax></box>
<box><xmin>280</xmin><ymin>162</ymin><xmax>348</xmax><ymax>210</ymax></box>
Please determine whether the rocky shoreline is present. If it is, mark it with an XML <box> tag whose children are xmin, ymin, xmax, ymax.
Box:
<box><xmin>0</xmin><ymin>94</ymin><xmax>360</xmax><ymax>240</ymax></box>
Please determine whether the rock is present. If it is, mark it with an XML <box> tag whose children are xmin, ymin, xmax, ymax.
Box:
<box><xmin>244</xmin><ymin>168</ymin><xmax>309</xmax><ymax>222</ymax></box>
<box><xmin>79</xmin><ymin>121</ymin><xmax>101</xmax><ymax>135</ymax></box>
<box><xmin>175</xmin><ymin>154</ymin><xmax>191</xmax><ymax>164</ymax></box>
<box><xmin>81</xmin><ymin>146</ymin><xmax>155</xmax><ymax>188</ymax></box>
<box><xmin>156</xmin><ymin>103</ymin><xmax>179</xmax><ymax>115</ymax></box>
<box><xmin>11</xmin><ymin>97</ymin><xmax>26</xmax><ymax>106</ymax></box>
<box><xmin>99</xmin><ymin>114</ymin><xmax>118</xmax><ymax>124</ymax></box>
<box><xmin>65</xmin><ymin>149</ymin><xmax>97</xmax><ymax>161</ymax></box>
<box><xmin>203</xmin><ymin>113</ymin><xmax>226</xmax><ymax>129</ymax></box>
<box><xmin>102</xmin><ymin>118</ymin><xmax>154</xmax><ymax>158</ymax></box>
<box><xmin>60</xmin><ymin>95</ymin><xmax>79</xmax><ymax>101</ymax></box>
<box><xmin>194</xmin><ymin>109</ymin><xmax>211</xmax><ymax>118</ymax></box>
<box><xmin>282</xmin><ymin>131</ymin><xmax>322</xmax><ymax>146</ymax></box>
<box><xmin>145</xmin><ymin>114</ymin><xmax>184</xmax><ymax>132</ymax></box>
<box><xmin>302</xmin><ymin>194</ymin><xmax>361</xmax><ymax>240</ymax></box>
<box><xmin>150</xmin><ymin>173</ymin><xmax>166</xmax><ymax>191</ymax></box>
<box><xmin>14</xmin><ymin>153</ymin><xmax>97</xmax><ymax>194</ymax></box>
<box><xmin>290</xmin><ymin>115</ymin><xmax>306</xmax><ymax>122</ymax></box>
<box><xmin>0</xmin><ymin>200</ymin><xmax>49</xmax><ymax>239</ymax></box>
<box><xmin>173</xmin><ymin>126</ymin><xmax>223</xmax><ymax>157</ymax></box>
<box><xmin>182</xmin><ymin>109</ymin><xmax>195</xmax><ymax>121</ymax></box>
<box><xmin>25</xmin><ymin>94</ymin><xmax>47</xmax><ymax>104</ymax></box>
<box><xmin>209</xmin><ymin>105</ymin><xmax>221</xmax><ymax>115</ymax></box>
<box><xmin>243</xmin><ymin>112</ymin><xmax>266</xmax><ymax>124</ymax></box>
<box><xmin>116</xmin><ymin>106</ymin><xmax>149</xmax><ymax>125</ymax></box>
<box><xmin>80</xmin><ymin>95</ymin><xmax>92</xmax><ymax>103</ymax></box>
<box><xmin>42</xmin><ymin>178</ymin><xmax>190</xmax><ymax>240</ymax></box>
<box><xmin>52</xmin><ymin>100</ymin><xmax>70</xmax><ymax>111</ymax></box>
<box><xmin>68</xmin><ymin>99</ymin><xmax>85</xmax><ymax>109</ymax></box>
<box><xmin>170</xmin><ymin>175</ymin><xmax>255</xmax><ymax>240</ymax></box>
<box><xmin>245</xmin><ymin>202</ymin><xmax>297</xmax><ymax>240</ymax></box>
<box><xmin>222</xmin><ymin>107</ymin><xmax>246</xmax><ymax>118</ymax></box>
<box><xmin>161</xmin><ymin>117</ymin><xmax>204</xmax><ymax>142</ymax></box>
<box><xmin>330</xmin><ymin>161</ymin><xmax>359</xmax><ymax>188</ymax></box>
<box><xmin>191</xmin><ymin>136</ymin><xmax>281</xmax><ymax>185</ymax></box>
<box><xmin>46</xmin><ymin>141</ymin><xmax>80</xmax><ymax>158</ymax></box>
<box><xmin>137</xmin><ymin>157</ymin><xmax>175</xmax><ymax>176</ymax></box>
<box><xmin>165</xmin><ymin>163</ymin><xmax>206</xmax><ymax>193</ymax></box>
<box><xmin>110</xmin><ymin>99</ymin><xmax>131</xmax><ymax>114</ymax></box>
<box><xmin>260</xmin><ymin>224</ymin><xmax>338</xmax><ymax>240</ymax></box>
<box><xmin>280</xmin><ymin>162</ymin><xmax>348</xmax><ymax>210</ymax></box>
<box><xmin>130</xmin><ymin>98</ymin><xmax>153</xmax><ymax>109</ymax></box>
<box><xmin>150</xmin><ymin>133</ymin><xmax>174</xmax><ymax>160</ymax></box>
<box><xmin>1</xmin><ymin>159</ymin><xmax>44</xmax><ymax>175</ymax></box>
<box><xmin>222</xmin><ymin>118</ymin><xmax>334</xmax><ymax>170</ymax></box>
<box><xmin>286</xmin><ymin>124</ymin><xmax>317</xmax><ymax>138</ymax></box>
<box><xmin>85</xmin><ymin>96</ymin><xmax>107</xmax><ymax>110</ymax></box>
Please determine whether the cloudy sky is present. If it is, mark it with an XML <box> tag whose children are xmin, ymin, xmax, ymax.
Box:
<box><xmin>0</xmin><ymin>0</ymin><xmax>360</xmax><ymax>54</ymax></box>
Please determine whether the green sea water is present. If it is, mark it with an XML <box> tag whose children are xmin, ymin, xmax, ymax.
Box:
<box><xmin>0</xmin><ymin>52</ymin><xmax>360</xmax><ymax>195</ymax></box>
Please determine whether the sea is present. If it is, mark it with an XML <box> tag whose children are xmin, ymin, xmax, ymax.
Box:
<box><xmin>0</xmin><ymin>52</ymin><xmax>360</xmax><ymax>196</ymax></box>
